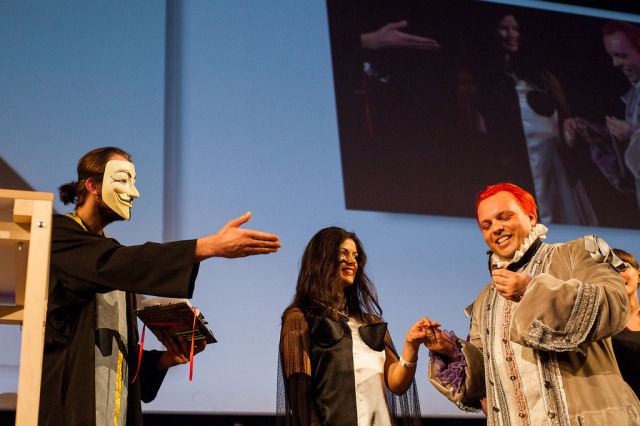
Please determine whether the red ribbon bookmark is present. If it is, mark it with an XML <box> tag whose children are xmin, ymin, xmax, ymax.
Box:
<box><xmin>189</xmin><ymin>306</ymin><xmax>197</xmax><ymax>381</ymax></box>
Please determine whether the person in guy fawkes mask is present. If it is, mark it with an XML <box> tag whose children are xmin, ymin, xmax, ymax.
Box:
<box><xmin>39</xmin><ymin>147</ymin><xmax>281</xmax><ymax>426</ymax></box>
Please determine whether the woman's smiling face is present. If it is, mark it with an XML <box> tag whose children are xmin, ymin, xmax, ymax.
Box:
<box><xmin>497</xmin><ymin>14</ymin><xmax>520</xmax><ymax>53</ymax></box>
<box><xmin>339</xmin><ymin>238</ymin><xmax>358</xmax><ymax>288</ymax></box>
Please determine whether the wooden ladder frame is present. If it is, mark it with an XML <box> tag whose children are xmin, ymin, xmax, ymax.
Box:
<box><xmin>0</xmin><ymin>189</ymin><xmax>53</xmax><ymax>426</ymax></box>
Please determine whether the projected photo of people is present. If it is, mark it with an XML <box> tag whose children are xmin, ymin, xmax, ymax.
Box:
<box><xmin>327</xmin><ymin>0</ymin><xmax>640</xmax><ymax>229</ymax></box>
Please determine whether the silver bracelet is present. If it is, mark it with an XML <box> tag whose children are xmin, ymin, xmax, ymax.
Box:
<box><xmin>399</xmin><ymin>356</ymin><xmax>417</xmax><ymax>368</ymax></box>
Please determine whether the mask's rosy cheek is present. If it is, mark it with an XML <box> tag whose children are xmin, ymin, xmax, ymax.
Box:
<box><xmin>112</xmin><ymin>183</ymin><xmax>127</xmax><ymax>194</ymax></box>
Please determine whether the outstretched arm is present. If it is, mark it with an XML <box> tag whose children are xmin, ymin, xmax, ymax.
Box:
<box><xmin>385</xmin><ymin>318</ymin><xmax>433</xmax><ymax>395</ymax></box>
<box><xmin>194</xmin><ymin>211</ymin><xmax>281</xmax><ymax>261</ymax></box>
<box><xmin>425</xmin><ymin>307</ymin><xmax>487</xmax><ymax>412</ymax></box>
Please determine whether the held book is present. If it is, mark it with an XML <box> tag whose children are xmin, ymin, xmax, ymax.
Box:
<box><xmin>135</xmin><ymin>298</ymin><xmax>217</xmax><ymax>344</ymax></box>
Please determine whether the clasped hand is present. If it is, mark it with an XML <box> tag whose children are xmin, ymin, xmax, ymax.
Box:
<box><xmin>409</xmin><ymin>317</ymin><xmax>457</xmax><ymax>361</ymax></box>
<box><xmin>492</xmin><ymin>269</ymin><xmax>531</xmax><ymax>302</ymax></box>
<box><xmin>563</xmin><ymin>116</ymin><xmax>631</xmax><ymax>146</ymax></box>
<box><xmin>606</xmin><ymin>116</ymin><xmax>631</xmax><ymax>142</ymax></box>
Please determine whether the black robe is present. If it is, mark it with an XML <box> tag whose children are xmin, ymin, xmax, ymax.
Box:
<box><xmin>38</xmin><ymin>214</ymin><xmax>199</xmax><ymax>426</ymax></box>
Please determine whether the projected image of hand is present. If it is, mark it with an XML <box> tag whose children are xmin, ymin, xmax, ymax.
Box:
<box><xmin>360</xmin><ymin>20</ymin><xmax>440</xmax><ymax>51</ymax></box>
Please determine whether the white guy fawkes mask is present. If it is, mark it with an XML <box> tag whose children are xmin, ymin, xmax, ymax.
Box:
<box><xmin>101</xmin><ymin>160</ymin><xmax>140</xmax><ymax>220</ymax></box>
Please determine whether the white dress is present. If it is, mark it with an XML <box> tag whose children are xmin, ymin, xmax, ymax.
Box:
<box><xmin>515</xmin><ymin>79</ymin><xmax>596</xmax><ymax>225</ymax></box>
<box><xmin>348</xmin><ymin>318</ymin><xmax>392</xmax><ymax>426</ymax></box>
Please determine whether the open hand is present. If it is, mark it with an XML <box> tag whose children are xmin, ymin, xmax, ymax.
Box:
<box><xmin>361</xmin><ymin>20</ymin><xmax>440</xmax><ymax>51</ymax></box>
<box><xmin>195</xmin><ymin>212</ymin><xmax>281</xmax><ymax>261</ymax></box>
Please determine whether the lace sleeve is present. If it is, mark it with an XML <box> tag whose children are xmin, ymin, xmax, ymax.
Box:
<box><xmin>428</xmin><ymin>330</ymin><xmax>467</xmax><ymax>393</ymax></box>
<box><xmin>276</xmin><ymin>308</ymin><xmax>321</xmax><ymax>426</ymax></box>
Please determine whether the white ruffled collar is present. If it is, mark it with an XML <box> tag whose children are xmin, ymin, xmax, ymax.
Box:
<box><xmin>491</xmin><ymin>223</ymin><xmax>548</xmax><ymax>269</ymax></box>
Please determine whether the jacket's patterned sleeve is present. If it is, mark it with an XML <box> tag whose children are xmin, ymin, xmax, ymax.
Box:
<box><xmin>276</xmin><ymin>308</ymin><xmax>321</xmax><ymax>426</ymax></box>
<box><xmin>510</xmin><ymin>236</ymin><xmax>629</xmax><ymax>353</ymax></box>
<box><xmin>427</xmin><ymin>286</ymin><xmax>489</xmax><ymax>412</ymax></box>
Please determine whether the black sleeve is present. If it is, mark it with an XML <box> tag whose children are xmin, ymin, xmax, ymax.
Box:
<box><xmin>50</xmin><ymin>214</ymin><xmax>199</xmax><ymax>298</ymax></box>
<box><xmin>138</xmin><ymin>349</ymin><xmax>169</xmax><ymax>403</ymax></box>
<box><xmin>276</xmin><ymin>308</ymin><xmax>322</xmax><ymax>426</ymax></box>
<box><xmin>283</xmin><ymin>374</ymin><xmax>321</xmax><ymax>426</ymax></box>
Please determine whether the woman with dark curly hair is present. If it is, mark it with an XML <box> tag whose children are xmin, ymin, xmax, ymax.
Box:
<box><xmin>276</xmin><ymin>227</ymin><xmax>426</xmax><ymax>426</ymax></box>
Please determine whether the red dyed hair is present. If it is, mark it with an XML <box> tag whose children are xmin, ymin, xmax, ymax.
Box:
<box><xmin>475</xmin><ymin>183</ymin><xmax>537</xmax><ymax>224</ymax></box>
<box><xmin>603</xmin><ymin>20</ymin><xmax>640</xmax><ymax>51</ymax></box>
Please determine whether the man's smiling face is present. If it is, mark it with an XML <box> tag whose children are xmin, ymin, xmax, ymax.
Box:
<box><xmin>604</xmin><ymin>31</ymin><xmax>640</xmax><ymax>84</ymax></box>
<box><xmin>477</xmin><ymin>191</ymin><xmax>537</xmax><ymax>261</ymax></box>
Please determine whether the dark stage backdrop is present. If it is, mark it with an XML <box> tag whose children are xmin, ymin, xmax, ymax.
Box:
<box><xmin>329</xmin><ymin>0</ymin><xmax>640</xmax><ymax>229</ymax></box>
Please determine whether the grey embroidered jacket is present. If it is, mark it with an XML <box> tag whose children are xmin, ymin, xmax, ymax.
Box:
<box><xmin>429</xmin><ymin>236</ymin><xmax>640</xmax><ymax>425</ymax></box>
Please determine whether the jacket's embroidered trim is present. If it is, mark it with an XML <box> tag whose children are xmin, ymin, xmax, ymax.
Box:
<box><xmin>526</xmin><ymin>282</ymin><xmax>600</xmax><ymax>352</ymax></box>
<box><xmin>453</xmin><ymin>398</ymin><xmax>482</xmax><ymax>413</ymax></box>
<box><xmin>537</xmin><ymin>350</ymin><xmax>571</xmax><ymax>426</ymax></box>
<box><xmin>503</xmin><ymin>301</ymin><xmax>530</xmax><ymax>425</ymax></box>
<box><xmin>483</xmin><ymin>289</ymin><xmax>511</xmax><ymax>425</ymax></box>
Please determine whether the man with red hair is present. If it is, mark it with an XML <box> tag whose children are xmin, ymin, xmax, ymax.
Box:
<box><xmin>423</xmin><ymin>183</ymin><xmax>640</xmax><ymax>425</ymax></box>
<box><xmin>565</xmin><ymin>20</ymin><xmax>640</xmax><ymax>218</ymax></box>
